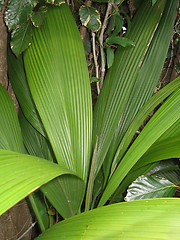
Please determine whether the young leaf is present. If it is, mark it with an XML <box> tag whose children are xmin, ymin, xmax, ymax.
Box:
<box><xmin>79</xmin><ymin>6</ymin><xmax>101</xmax><ymax>32</ymax></box>
<box><xmin>36</xmin><ymin>198</ymin><xmax>180</xmax><ymax>240</ymax></box>
<box><xmin>10</xmin><ymin>21</ymin><xmax>32</xmax><ymax>56</ymax></box>
<box><xmin>106</xmin><ymin>46</ymin><xmax>114</xmax><ymax>69</ymax></box>
<box><xmin>31</xmin><ymin>5</ymin><xmax>47</xmax><ymax>27</ymax></box>
<box><xmin>4</xmin><ymin>0</ymin><xmax>37</xmax><ymax>31</ymax></box>
<box><xmin>106</xmin><ymin>36</ymin><xmax>135</xmax><ymax>47</ymax></box>
<box><xmin>125</xmin><ymin>176</ymin><xmax>177</xmax><ymax>201</ymax></box>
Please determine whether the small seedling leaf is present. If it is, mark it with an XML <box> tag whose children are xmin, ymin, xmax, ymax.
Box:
<box><xmin>10</xmin><ymin>21</ymin><xmax>32</xmax><ymax>57</ymax></box>
<box><xmin>79</xmin><ymin>6</ymin><xmax>101</xmax><ymax>32</ymax></box>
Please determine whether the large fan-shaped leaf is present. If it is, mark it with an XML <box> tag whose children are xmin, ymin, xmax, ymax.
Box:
<box><xmin>104</xmin><ymin>0</ymin><xmax>178</xmax><ymax>180</ymax></box>
<box><xmin>0</xmin><ymin>84</ymin><xmax>24</xmax><ymax>153</ymax></box>
<box><xmin>36</xmin><ymin>198</ymin><xmax>180</xmax><ymax>240</ymax></box>
<box><xmin>23</xmin><ymin>3</ymin><xmax>92</xmax><ymax>183</ymax></box>
<box><xmin>99</xmin><ymin>87</ymin><xmax>180</xmax><ymax>206</ymax></box>
<box><xmin>111</xmin><ymin>76</ymin><xmax>180</xmax><ymax>174</ymax></box>
<box><xmin>0</xmin><ymin>149</ymin><xmax>74</xmax><ymax>216</ymax></box>
<box><xmin>133</xmin><ymin>119</ymin><xmax>180</xmax><ymax>170</ymax></box>
<box><xmin>93</xmin><ymin>0</ymin><xmax>166</xmax><ymax>176</ymax></box>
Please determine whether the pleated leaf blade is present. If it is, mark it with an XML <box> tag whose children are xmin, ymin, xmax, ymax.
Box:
<box><xmin>19</xmin><ymin>110</ymin><xmax>85</xmax><ymax>219</ymax></box>
<box><xmin>107</xmin><ymin>0</ymin><xmax>178</xmax><ymax>178</ymax></box>
<box><xmin>23</xmin><ymin>3</ymin><xmax>92</xmax><ymax>183</ymax></box>
<box><xmin>8</xmin><ymin>49</ymin><xmax>46</xmax><ymax>137</ymax></box>
<box><xmin>93</xmin><ymin>0</ymin><xmax>166</xmax><ymax>177</ymax></box>
<box><xmin>0</xmin><ymin>149</ymin><xmax>73</xmax><ymax>216</ymax></box>
<box><xmin>36</xmin><ymin>198</ymin><xmax>180</xmax><ymax>240</ymax></box>
<box><xmin>0</xmin><ymin>84</ymin><xmax>24</xmax><ymax>153</ymax></box>
<box><xmin>99</xmin><ymin>87</ymin><xmax>180</xmax><ymax>206</ymax></box>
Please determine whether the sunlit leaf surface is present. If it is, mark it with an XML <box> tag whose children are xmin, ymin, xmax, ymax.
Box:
<box><xmin>36</xmin><ymin>198</ymin><xmax>180</xmax><ymax>240</ymax></box>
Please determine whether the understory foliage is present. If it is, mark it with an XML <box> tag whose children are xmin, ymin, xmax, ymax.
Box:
<box><xmin>0</xmin><ymin>0</ymin><xmax>180</xmax><ymax>239</ymax></box>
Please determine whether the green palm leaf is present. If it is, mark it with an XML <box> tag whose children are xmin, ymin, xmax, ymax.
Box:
<box><xmin>134</xmin><ymin>119</ymin><xmax>180</xmax><ymax>169</ymax></box>
<box><xmin>23</xmin><ymin>3</ymin><xmax>92</xmax><ymax>183</ymax></box>
<box><xmin>93</xmin><ymin>0</ymin><xmax>166</xmax><ymax>177</ymax></box>
<box><xmin>103</xmin><ymin>0</ymin><xmax>178</xmax><ymax>180</ymax></box>
<box><xmin>0</xmin><ymin>149</ymin><xmax>73</xmax><ymax>216</ymax></box>
<box><xmin>99</xmin><ymin>87</ymin><xmax>180</xmax><ymax>206</ymax></box>
<box><xmin>19</xmin><ymin>110</ymin><xmax>85</xmax><ymax>219</ymax></box>
<box><xmin>0</xmin><ymin>84</ymin><xmax>24</xmax><ymax>153</ymax></box>
<box><xmin>36</xmin><ymin>198</ymin><xmax>180</xmax><ymax>240</ymax></box>
<box><xmin>111</xmin><ymin>76</ymin><xmax>180</xmax><ymax>174</ymax></box>
<box><xmin>8</xmin><ymin>50</ymin><xmax>46</xmax><ymax>137</ymax></box>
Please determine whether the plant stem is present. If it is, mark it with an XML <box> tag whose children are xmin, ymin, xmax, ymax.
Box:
<box><xmin>85</xmin><ymin>136</ymin><xmax>98</xmax><ymax>211</ymax></box>
<box><xmin>99</xmin><ymin>3</ymin><xmax>112</xmax><ymax>88</ymax></box>
<box><xmin>92</xmin><ymin>32</ymin><xmax>100</xmax><ymax>94</ymax></box>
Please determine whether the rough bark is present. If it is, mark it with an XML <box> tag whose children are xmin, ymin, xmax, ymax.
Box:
<box><xmin>0</xmin><ymin>201</ymin><xmax>33</xmax><ymax>240</ymax></box>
